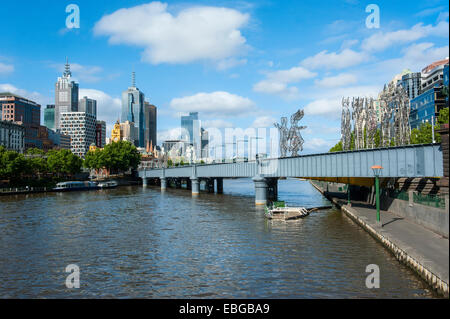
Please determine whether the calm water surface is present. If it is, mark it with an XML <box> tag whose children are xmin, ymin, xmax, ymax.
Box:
<box><xmin>0</xmin><ymin>179</ymin><xmax>437</xmax><ymax>298</ymax></box>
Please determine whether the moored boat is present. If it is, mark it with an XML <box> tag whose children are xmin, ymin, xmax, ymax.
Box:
<box><xmin>265</xmin><ymin>201</ymin><xmax>309</xmax><ymax>220</ymax></box>
<box><xmin>53</xmin><ymin>181</ymin><xmax>99</xmax><ymax>192</ymax></box>
<box><xmin>97</xmin><ymin>180</ymin><xmax>118</xmax><ymax>189</ymax></box>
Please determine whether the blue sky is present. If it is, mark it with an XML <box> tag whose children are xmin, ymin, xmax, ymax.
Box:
<box><xmin>0</xmin><ymin>0</ymin><xmax>448</xmax><ymax>154</ymax></box>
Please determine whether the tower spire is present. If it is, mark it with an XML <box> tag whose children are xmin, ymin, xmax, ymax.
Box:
<box><xmin>132</xmin><ymin>71</ymin><xmax>136</xmax><ymax>88</ymax></box>
<box><xmin>64</xmin><ymin>57</ymin><xmax>72</xmax><ymax>78</ymax></box>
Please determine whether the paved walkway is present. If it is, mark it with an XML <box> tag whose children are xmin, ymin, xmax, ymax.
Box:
<box><xmin>314</xmin><ymin>186</ymin><xmax>449</xmax><ymax>296</ymax></box>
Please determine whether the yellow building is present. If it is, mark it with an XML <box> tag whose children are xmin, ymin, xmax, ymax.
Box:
<box><xmin>111</xmin><ymin>120</ymin><xmax>122</xmax><ymax>143</ymax></box>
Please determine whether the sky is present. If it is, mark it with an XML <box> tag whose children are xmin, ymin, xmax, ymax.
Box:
<box><xmin>0</xmin><ymin>0</ymin><xmax>449</xmax><ymax>154</ymax></box>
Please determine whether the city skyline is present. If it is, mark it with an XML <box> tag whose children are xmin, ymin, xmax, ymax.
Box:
<box><xmin>0</xmin><ymin>0</ymin><xmax>449</xmax><ymax>154</ymax></box>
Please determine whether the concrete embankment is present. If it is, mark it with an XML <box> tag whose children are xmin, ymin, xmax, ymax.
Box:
<box><xmin>311</xmin><ymin>181</ymin><xmax>449</xmax><ymax>297</ymax></box>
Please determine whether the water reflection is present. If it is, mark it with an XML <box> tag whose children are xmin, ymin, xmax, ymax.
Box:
<box><xmin>0</xmin><ymin>179</ymin><xmax>437</xmax><ymax>298</ymax></box>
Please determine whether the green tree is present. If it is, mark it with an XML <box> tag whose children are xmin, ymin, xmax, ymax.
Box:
<box><xmin>47</xmin><ymin>149</ymin><xmax>82</xmax><ymax>177</ymax></box>
<box><xmin>410</xmin><ymin>122</ymin><xmax>441</xmax><ymax>144</ymax></box>
<box><xmin>438</xmin><ymin>107</ymin><xmax>449</xmax><ymax>125</ymax></box>
<box><xmin>0</xmin><ymin>149</ymin><xmax>28</xmax><ymax>180</ymax></box>
<box><xmin>100</xmin><ymin>141</ymin><xmax>141</xmax><ymax>173</ymax></box>
<box><xmin>329</xmin><ymin>141</ymin><xmax>343</xmax><ymax>153</ymax></box>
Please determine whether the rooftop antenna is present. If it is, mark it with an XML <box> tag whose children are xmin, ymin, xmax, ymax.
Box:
<box><xmin>132</xmin><ymin>70</ymin><xmax>136</xmax><ymax>88</ymax></box>
<box><xmin>64</xmin><ymin>57</ymin><xmax>72</xmax><ymax>78</ymax></box>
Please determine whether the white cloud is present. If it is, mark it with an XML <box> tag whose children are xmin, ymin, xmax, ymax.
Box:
<box><xmin>202</xmin><ymin>119</ymin><xmax>234</xmax><ymax>128</ymax></box>
<box><xmin>0</xmin><ymin>62</ymin><xmax>14</xmax><ymax>74</ymax></box>
<box><xmin>94</xmin><ymin>2</ymin><xmax>249</xmax><ymax>66</ymax></box>
<box><xmin>253</xmin><ymin>66</ymin><xmax>317</xmax><ymax>100</ymax></box>
<box><xmin>0</xmin><ymin>83</ymin><xmax>49</xmax><ymax>106</ymax></box>
<box><xmin>251</xmin><ymin>116</ymin><xmax>276</xmax><ymax>128</ymax></box>
<box><xmin>170</xmin><ymin>91</ymin><xmax>257</xmax><ymax>117</ymax></box>
<box><xmin>158</xmin><ymin>127</ymin><xmax>185</xmax><ymax>144</ymax></box>
<box><xmin>51</xmin><ymin>62</ymin><xmax>104</xmax><ymax>83</ymax></box>
<box><xmin>376</xmin><ymin>42</ymin><xmax>449</xmax><ymax>74</ymax></box>
<box><xmin>361</xmin><ymin>21</ymin><xmax>449</xmax><ymax>52</ymax></box>
<box><xmin>315</xmin><ymin>73</ymin><xmax>357</xmax><ymax>88</ymax></box>
<box><xmin>304</xmin><ymin>137</ymin><xmax>334</xmax><ymax>151</ymax></box>
<box><xmin>216</xmin><ymin>58</ymin><xmax>247</xmax><ymax>71</ymax></box>
<box><xmin>301</xmin><ymin>49</ymin><xmax>369</xmax><ymax>70</ymax></box>
<box><xmin>79</xmin><ymin>89</ymin><xmax>121</xmax><ymax>136</ymax></box>
<box><xmin>303</xmin><ymin>85</ymin><xmax>380</xmax><ymax>118</ymax></box>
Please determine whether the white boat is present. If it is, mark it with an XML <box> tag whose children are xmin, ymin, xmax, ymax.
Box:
<box><xmin>53</xmin><ymin>181</ymin><xmax>99</xmax><ymax>192</ymax></box>
<box><xmin>97</xmin><ymin>180</ymin><xmax>118</xmax><ymax>189</ymax></box>
<box><xmin>265</xmin><ymin>201</ymin><xmax>309</xmax><ymax>220</ymax></box>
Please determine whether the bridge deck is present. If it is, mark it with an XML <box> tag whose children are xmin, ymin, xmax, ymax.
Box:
<box><xmin>139</xmin><ymin>144</ymin><xmax>443</xmax><ymax>179</ymax></box>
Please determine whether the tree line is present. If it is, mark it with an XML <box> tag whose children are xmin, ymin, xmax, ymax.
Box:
<box><xmin>330</xmin><ymin>107</ymin><xmax>449</xmax><ymax>152</ymax></box>
<box><xmin>1</xmin><ymin>141</ymin><xmax>141</xmax><ymax>187</ymax></box>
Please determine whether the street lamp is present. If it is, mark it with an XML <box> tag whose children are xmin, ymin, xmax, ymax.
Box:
<box><xmin>371</xmin><ymin>165</ymin><xmax>384</xmax><ymax>226</ymax></box>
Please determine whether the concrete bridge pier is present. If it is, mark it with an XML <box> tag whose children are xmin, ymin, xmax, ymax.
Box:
<box><xmin>191</xmin><ymin>178</ymin><xmax>199</xmax><ymax>196</ymax></box>
<box><xmin>142</xmin><ymin>177</ymin><xmax>148</xmax><ymax>187</ymax></box>
<box><xmin>266</xmin><ymin>178</ymin><xmax>278</xmax><ymax>202</ymax></box>
<box><xmin>206</xmin><ymin>178</ymin><xmax>215</xmax><ymax>193</ymax></box>
<box><xmin>253</xmin><ymin>175</ymin><xmax>268</xmax><ymax>205</ymax></box>
<box><xmin>160</xmin><ymin>177</ymin><xmax>167</xmax><ymax>191</ymax></box>
<box><xmin>186</xmin><ymin>179</ymin><xmax>192</xmax><ymax>190</ymax></box>
<box><xmin>216</xmin><ymin>178</ymin><xmax>224</xmax><ymax>194</ymax></box>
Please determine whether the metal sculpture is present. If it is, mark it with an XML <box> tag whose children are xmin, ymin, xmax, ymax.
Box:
<box><xmin>366</xmin><ymin>98</ymin><xmax>378</xmax><ymax>149</ymax></box>
<box><xmin>275</xmin><ymin>109</ymin><xmax>307</xmax><ymax>157</ymax></box>
<box><xmin>341</xmin><ymin>98</ymin><xmax>352</xmax><ymax>150</ymax></box>
<box><xmin>274</xmin><ymin>117</ymin><xmax>289</xmax><ymax>158</ymax></box>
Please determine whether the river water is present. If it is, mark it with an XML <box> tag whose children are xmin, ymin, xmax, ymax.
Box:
<box><xmin>0</xmin><ymin>179</ymin><xmax>437</xmax><ymax>298</ymax></box>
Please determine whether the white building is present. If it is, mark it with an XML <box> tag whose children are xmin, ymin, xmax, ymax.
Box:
<box><xmin>60</xmin><ymin>112</ymin><xmax>96</xmax><ymax>157</ymax></box>
<box><xmin>0</xmin><ymin>120</ymin><xmax>25</xmax><ymax>153</ymax></box>
<box><xmin>421</xmin><ymin>58</ymin><xmax>449</xmax><ymax>92</ymax></box>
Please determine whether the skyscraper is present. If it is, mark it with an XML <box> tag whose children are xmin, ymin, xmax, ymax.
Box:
<box><xmin>181</xmin><ymin>112</ymin><xmax>201</xmax><ymax>156</ymax></box>
<box><xmin>55</xmin><ymin>58</ymin><xmax>79</xmax><ymax>130</ymax></box>
<box><xmin>79</xmin><ymin>97</ymin><xmax>97</xmax><ymax>117</ymax></box>
<box><xmin>60</xmin><ymin>112</ymin><xmax>96</xmax><ymax>157</ymax></box>
<box><xmin>121</xmin><ymin>72</ymin><xmax>145</xmax><ymax>147</ymax></box>
<box><xmin>44</xmin><ymin>105</ymin><xmax>55</xmax><ymax>130</ymax></box>
<box><xmin>144</xmin><ymin>102</ymin><xmax>157</xmax><ymax>149</ymax></box>
<box><xmin>399</xmin><ymin>71</ymin><xmax>421</xmax><ymax>100</ymax></box>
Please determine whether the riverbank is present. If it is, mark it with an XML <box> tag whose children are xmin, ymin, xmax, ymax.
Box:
<box><xmin>0</xmin><ymin>177</ymin><xmax>141</xmax><ymax>196</ymax></box>
<box><xmin>311</xmin><ymin>181</ymin><xmax>449</xmax><ymax>297</ymax></box>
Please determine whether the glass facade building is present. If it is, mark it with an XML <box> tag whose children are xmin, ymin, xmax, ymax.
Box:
<box><xmin>410</xmin><ymin>87</ymin><xmax>446</xmax><ymax>130</ymax></box>
<box><xmin>44</xmin><ymin>105</ymin><xmax>55</xmax><ymax>130</ymax></box>
<box><xmin>121</xmin><ymin>76</ymin><xmax>145</xmax><ymax>148</ymax></box>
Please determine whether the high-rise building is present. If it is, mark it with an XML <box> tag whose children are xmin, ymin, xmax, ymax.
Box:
<box><xmin>55</xmin><ymin>59</ymin><xmax>79</xmax><ymax>130</ymax></box>
<box><xmin>0</xmin><ymin>92</ymin><xmax>41</xmax><ymax>149</ymax></box>
<box><xmin>0</xmin><ymin>120</ymin><xmax>25</xmax><ymax>153</ymax></box>
<box><xmin>79</xmin><ymin>97</ymin><xmax>97</xmax><ymax>117</ymax></box>
<box><xmin>144</xmin><ymin>102</ymin><xmax>157</xmax><ymax>149</ymax></box>
<box><xmin>410</xmin><ymin>87</ymin><xmax>447</xmax><ymax>130</ymax></box>
<box><xmin>201</xmin><ymin>128</ymin><xmax>209</xmax><ymax>159</ymax></box>
<box><xmin>421</xmin><ymin>58</ymin><xmax>449</xmax><ymax>92</ymax></box>
<box><xmin>399</xmin><ymin>72</ymin><xmax>422</xmax><ymax>100</ymax></box>
<box><xmin>121</xmin><ymin>72</ymin><xmax>145</xmax><ymax>147</ymax></box>
<box><xmin>59</xmin><ymin>112</ymin><xmax>96</xmax><ymax>157</ymax></box>
<box><xmin>95</xmin><ymin>120</ymin><xmax>106</xmax><ymax>148</ymax></box>
<box><xmin>120</xmin><ymin>121</ymin><xmax>138</xmax><ymax>144</ymax></box>
<box><xmin>44</xmin><ymin>105</ymin><xmax>55</xmax><ymax>130</ymax></box>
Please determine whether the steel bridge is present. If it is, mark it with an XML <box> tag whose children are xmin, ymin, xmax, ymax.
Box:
<box><xmin>138</xmin><ymin>144</ymin><xmax>443</xmax><ymax>205</ymax></box>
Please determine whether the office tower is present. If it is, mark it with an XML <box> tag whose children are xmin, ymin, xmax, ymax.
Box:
<box><xmin>44</xmin><ymin>105</ymin><xmax>55</xmax><ymax>130</ymax></box>
<box><xmin>201</xmin><ymin>128</ymin><xmax>209</xmax><ymax>159</ymax></box>
<box><xmin>400</xmin><ymin>72</ymin><xmax>422</xmax><ymax>100</ymax></box>
<box><xmin>421</xmin><ymin>58</ymin><xmax>449</xmax><ymax>92</ymax></box>
<box><xmin>95</xmin><ymin>121</ymin><xmax>106</xmax><ymax>148</ymax></box>
<box><xmin>0</xmin><ymin>92</ymin><xmax>41</xmax><ymax>149</ymax></box>
<box><xmin>120</xmin><ymin>121</ymin><xmax>138</xmax><ymax>145</ymax></box>
<box><xmin>144</xmin><ymin>102</ymin><xmax>157</xmax><ymax>149</ymax></box>
<box><xmin>79</xmin><ymin>97</ymin><xmax>97</xmax><ymax>117</ymax></box>
<box><xmin>121</xmin><ymin>72</ymin><xmax>145</xmax><ymax>147</ymax></box>
<box><xmin>0</xmin><ymin>120</ymin><xmax>25</xmax><ymax>153</ymax></box>
<box><xmin>55</xmin><ymin>58</ymin><xmax>79</xmax><ymax>130</ymax></box>
<box><xmin>181</xmin><ymin>112</ymin><xmax>201</xmax><ymax>156</ymax></box>
<box><xmin>59</xmin><ymin>112</ymin><xmax>96</xmax><ymax>157</ymax></box>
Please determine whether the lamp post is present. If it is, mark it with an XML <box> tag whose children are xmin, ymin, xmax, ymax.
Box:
<box><xmin>371</xmin><ymin>165</ymin><xmax>384</xmax><ymax>226</ymax></box>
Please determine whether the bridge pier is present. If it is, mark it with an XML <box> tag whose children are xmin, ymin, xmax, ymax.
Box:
<box><xmin>253</xmin><ymin>175</ymin><xmax>268</xmax><ymax>205</ymax></box>
<box><xmin>216</xmin><ymin>178</ymin><xmax>223</xmax><ymax>194</ymax></box>
<box><xmin>267</xmin><ymin>178</ymin><xmax>278</xmax><ymax>201</ymax></box>
<box><xmin>160</xmin><ymin>177</ymin><xmax>167</xmax><ymax>191</ymax></box>
<box><xmin>206</xmin><ymin>178</ymin><xmax>215</xmax><ymax>193</ymax></box>
<box><xmin>191</xmin><ymin>178</ymin><xmax>199</xmax><ymax>196</ymax></box>
<box><xmin>186</xmin><ymin>179</ymin><xmax>192</xmax><ymax>190</ymax></box>
<box><xmin>142</xmin><ymin>177</ymin><xmax>148</xmax><ymax>187</ymax></box>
